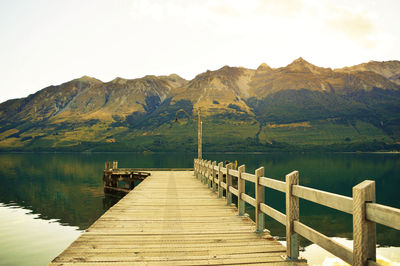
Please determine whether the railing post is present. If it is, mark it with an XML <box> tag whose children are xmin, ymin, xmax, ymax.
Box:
<box><xmin>218</xmin><ymin>162</ymin><xmax>223</xmax><ymax>198</ymax></box>
<box><xmin>194</xmin><ymin>159</ymin><xmax>197</xmax><ymax>177</ymax></box>
<box><xmin>201</xmin><ymin>160</ymin><xmax>205</xmax><ymax>183</ymax></box>
<box><xmin>206</xmin><ymin>160</ymin><xmax>211</xmax><ymax>185</ymax></box>
<box><xmin>207</xmin><ymin>161</ymin><xmax>212</xmax><ymax>188</ymax></box>
<box><xmin>205</xmin><ymin>160</ymin><xmax>208</xmax><ymax>185</ymax></box>
<box><xmin>286</xmin><ymin>171</ymin><xmax>299</xmax><ymax>259</ymax></box>
<box><xmin>238</xmin><ymin>164</ymin><xmax>245</xmax><ymax>216</ymax></box>
<box><xmin>255</xmin><ymin>167</ymin><xmax>265</xmax><ymax>232</ymax></box>
<box><xmin>112</xmin><ymin>161</ymin><xmax>118</xmax><ymax>169</ymax></box>
<box><xmin>212</xmin><ymin>161</ymin><xmax>217</xmax><ymax>192</ymax></box>
<box><xmin>226</xmin><ymin>163</ymin><xmax>233</xmax><ymax>205</ymax></box>
<box><xmin>353</xmin><ymin>180</ymin><xmax>376</xmax><ymax>266</ymax></box>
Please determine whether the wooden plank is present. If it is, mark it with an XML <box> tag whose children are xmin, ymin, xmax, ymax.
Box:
<box><xmin>260</xmin><ymin>203</ymin><xmax>286</xmax><ymax>225</ymax></box>
<box><xmin>292</xmin><ymin>185</ymin><xmax>353</xmax><ymax>214</ymax></box>
<box><xmin>366</xmin><ymin>203</ymin><xmax>400</xmax><ymax>230</ymax></box>
<box><xmin>220</xmin><ymin>182</ymin><xmax>227</xmax><ymax>190</ymax></box>
<box><xmin>49</xmin><ymin>170</ymin><xmax>296</xmax><ymax>265</ymax></box>
<box><xmin>241</xmin><ymin>193</ymin><xmax>256</xmax><ymax>207</ymax></box>
<box><xmin>229</xmin><ymin>169</ymin><xmax>239</xmax><ymax>177</ymax></box>
<box><xmin>230</xmin><ymin>187</ymin><xmax>238</xmax><ymax>197</ymax></box>
<box><xmin>242</xmin><ymin>172</ymin><xmax>256</xmax><ymax>183</ymax></box>
<box><xmin>294</xmin><ymin>221</ymin><xmax>353</xmax><ymax>265</ymax></box>
<box><xmin>259</xmin><ymin>176</ymin><xmax>286</xmax><ymax>193</ymax></box>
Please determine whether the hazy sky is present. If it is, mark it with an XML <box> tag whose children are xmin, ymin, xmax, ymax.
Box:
<box><xmin>0</xmin><ymin>0</ymin><xmax>399</xmax><ymax>103</ymax></box>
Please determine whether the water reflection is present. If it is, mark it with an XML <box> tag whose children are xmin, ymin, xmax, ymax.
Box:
<box><xmin>0</xmin><ymin>152</ymin><xmax>398</xmax><ymax>251</ymax></box>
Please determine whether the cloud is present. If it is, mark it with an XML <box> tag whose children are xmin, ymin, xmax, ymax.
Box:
<box><xmin>324</xmin><ymin>5</ymin><xmax>377</xmax><ymax>48</ymax></box>
<box><xmin>256</xmin><ymin>0</ymin><xmax>304</xmax><ymax>16</ymax></box>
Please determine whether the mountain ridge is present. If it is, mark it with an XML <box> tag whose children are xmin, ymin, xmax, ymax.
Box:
<box><xmin>0</xmin><ymin>58</ymin><xmax>399</xmax><ymax>152</ymax></box>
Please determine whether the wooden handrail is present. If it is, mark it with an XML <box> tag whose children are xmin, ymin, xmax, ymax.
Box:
<box><xmin>194</xmin><ymin>158</ymin><xmax>400</xmax><ymax>266</ymax></box>
<box><xmin>292</xmin><ymin>185</ymin><xmax>353</xmax><ymax>214</ymax></box>
<box><xmin>294</xmin><ymin>221</ymin><xmax>353</xmax><ymax>264</ymax></box>
<box><xmin>366</xmin><ymin>203</ymin><xmax>400</xmax><ymax>230</ymax></box>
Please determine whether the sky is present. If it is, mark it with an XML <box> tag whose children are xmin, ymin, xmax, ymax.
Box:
<box><xmin>0</xmin><ymin>0</ymin><xmax>399</xmax><ymax>103</ymax></box>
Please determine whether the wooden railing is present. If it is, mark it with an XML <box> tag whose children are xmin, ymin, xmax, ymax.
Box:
<box><xmin>193</xmin><ymin>158</ymin><xmax>400</xmax><ymax>266</ymax></box>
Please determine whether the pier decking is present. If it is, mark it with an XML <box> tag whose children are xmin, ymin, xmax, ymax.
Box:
<box><xmin>50</xmin><ymin>170</ymin><xmax>304</xmax><ymax>265</ymax></box>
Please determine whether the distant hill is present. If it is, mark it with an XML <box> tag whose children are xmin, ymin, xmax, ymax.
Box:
<box><xmin>0</xmin><ymin>58</ymin><xmax>399</xmax><ymax>152</ymax></box>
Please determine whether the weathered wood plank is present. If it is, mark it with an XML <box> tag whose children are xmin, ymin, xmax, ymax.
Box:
<box><xmin>292</xmin><ymin>185</ymin><xmax>353</xmax><ymax>214</ymax></box>
<box><xmin>259</xmin><ymin>176</ymin><xmax>286</xmax><ymax>193</ymax></box>
<box><xmin>49</xmin><ymin>170</ymin><xmax>302</xmax><ymax>265</ymax></box>
<box><xmin>260</xmin><ymin>203</ymin><xmax>286</xmax><ymax>225</ymax></box>
<box><xmin>353</xmin><ymin>180</ymin><xmax>376</xmax><ymax>266</ymax></box>
<box><xmin>366</xmin><ymin>202</ymin><xmax>400</xmax><ymax>230</ymax></box>
<box><xmin>242</xmin><ymin>172</ymin><xmax>256</xmax><ymax>183</ymax></box>
<box><xmin>241</xmin><ymin>193</ymin><xmax>256</xmax><ymax>207</ymax></box>
<box><xmin>294</xmin><ymin>221</ymin><xmax>353</xmax><ymax>264</ymax></box>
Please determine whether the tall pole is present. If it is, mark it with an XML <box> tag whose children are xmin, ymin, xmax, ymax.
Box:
<box><xmin>198</xmin><ymin>109</ymin><xmax>202</xmax><ymax>159</ymax></box>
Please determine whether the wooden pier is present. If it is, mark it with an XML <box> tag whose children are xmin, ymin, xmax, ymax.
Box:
<box><xmin>50</xmin><ymin>170</ymin><xmax>305</xmax><ymax>265</ymax></box>
<box><xmin>103</xmin><ymin>161</ymin><xmax>151</xmax><ymax>195</ymax></box>
<box><xmin>50</xmin><ymin>157</ymin><xmax>400</xmax><ymax>266</ymax></box>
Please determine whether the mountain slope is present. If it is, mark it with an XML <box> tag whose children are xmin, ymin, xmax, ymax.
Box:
<box><xmin>0</xmin><ymin>59</ymin><xmax>399</xmax><ymax>152</ymax></box>
<box><xmin>336</xmin><ymin>60</ymin><xmax>400</xmax><ymax>85</ymax></box>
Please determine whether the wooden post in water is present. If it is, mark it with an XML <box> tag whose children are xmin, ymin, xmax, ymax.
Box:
<box><xmin>238</xmin><ymin>164</ymin><xmax>246</xmax><ymax>216</ymax></box>
<box><xmin>212</xmin><ymin>161</ymin><xmax>217</xmax><ymax>192</ymax></box>
<box><xmin>255</xmin><ymin>167</ymin><xmax>265</xmax><ymax>232</ymax></box>
<box><xmin>353</xmin><ymin>180</ymin><xmax>376</xmax><ymax>266</ymax></box>
<box><xmin>218</xmin><ymin>162</ymin><xmax>223</xmax><ymax>198</ymax></box>
<box><xmin>198</xmin><ymin>109</ymin><xmax>202</xmax><ymax>160</ymax></box>
<box><xmin>226</xmin><ymin>163</ymin><xmax>233</xmax><ymax>205</ymax></box>
<box><xmin>286</xmin><ymin>171</ymin><xmax>299</xmax><ymax>259</ymax></box>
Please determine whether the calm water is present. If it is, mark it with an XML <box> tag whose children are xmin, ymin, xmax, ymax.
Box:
<box><xmin>0</xmin><ymin>152</ymin><xmax>399</xmax><ymax>265</ymax></box>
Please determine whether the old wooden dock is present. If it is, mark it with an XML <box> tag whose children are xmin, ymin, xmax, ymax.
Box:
<box><xmin>50</xmin><ymin>170</ymin><xmax>305</xmax><ymax>265</ymax></box>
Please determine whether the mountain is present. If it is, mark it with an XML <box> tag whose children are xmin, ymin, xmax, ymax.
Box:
<box><xmin>335</xmin><ymin>60</ymin><xmax>400</xmax><ymax>85</ymax></box>
<box><xmin>0</xmin><ymin>59</ymin><xmax>399</xmax><ymax>152</ymax></box>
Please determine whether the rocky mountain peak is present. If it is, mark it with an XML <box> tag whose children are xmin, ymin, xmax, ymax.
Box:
<box><xmin>257</xmin><ymin>63</ymin><xmax>272</xmax><ymax>72</ymax></box>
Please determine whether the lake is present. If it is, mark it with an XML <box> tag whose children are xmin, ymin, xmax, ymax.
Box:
<box><xmin>0</xmin><ymin>152</ymin><xmax>399</xmax><ymax>265</ymax></box>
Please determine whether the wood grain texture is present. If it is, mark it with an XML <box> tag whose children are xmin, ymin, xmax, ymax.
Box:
<box><xmin>49</xmin><ymin>170</ymin><xmax>305</xmax><ymax>265</ymax></box>
<box><xmin>255</xmin><ymin>167</ymin><xmax>265</xmax><ymax>232</ymax></box>
<box><xmin>218</xmin><ymin>162</ymin><xmax>223</xmax><ymax>198</ymax></box>
<box><xmin>366</xmin><ymin>203</ymin><xmax>400</xmax><ymax>230</ymax></box>
<box><xmin>212</xmin><ymin>161</ymin><xmax>217</xmax><ymax>192</ymax></box>
<box><xmin>294</xmin><ymin>221</ymin><xmax>353</xmax><ymax>264</ymax></box>
<box><xmin>259</xmin><ymin>176</ymin><xmax>286</xmax><ymax>193</ymax></box>
<box><xmin>292</xmin><ymin>185</ymin><xmax>353</xmax><ymax>214</ymax></box>
<box><xmin>286</xmin><ymin>171</ymin><xmax>299</xmax><ymax>259</ymax></box>
<box><xmin>238</xmin><ymin>165</ymin><xmax>246</xmax><ymax>216</ymax></box>
<box><xmin>353</xmin><ymin>180</ymin><xmax>376</xmax><ymax>266</ymax></box>
<box><xmin>226</xmin><ymin>163</ymin><xmax>233</xmax><ymax>206</ymax></box>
